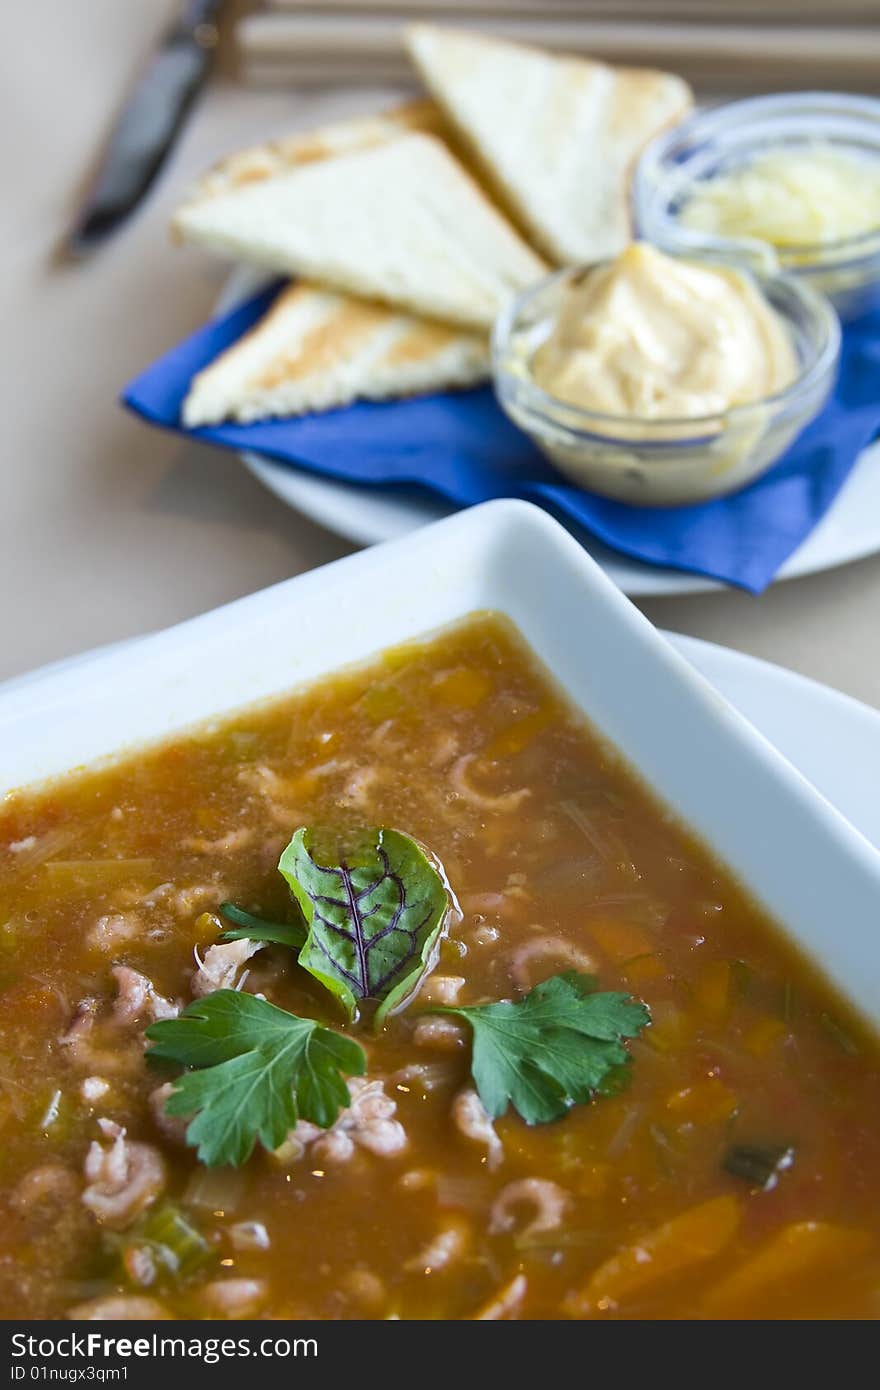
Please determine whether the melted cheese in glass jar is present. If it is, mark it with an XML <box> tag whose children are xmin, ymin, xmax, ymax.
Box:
<box><xmin>679</xmin><ymin>143</ymin><xmax>880</xmax><ymax>253</ymax></box>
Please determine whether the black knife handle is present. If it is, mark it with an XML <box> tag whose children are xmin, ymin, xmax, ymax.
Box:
<box><xmin>171</xmin><ymin>0</ymin><xmax>226</xmax><ymax>46</ymax></box>
<box><xmin>67</xmin><ymin>0</ymin><xmax>227</xmax><ymax>253</ymax></box>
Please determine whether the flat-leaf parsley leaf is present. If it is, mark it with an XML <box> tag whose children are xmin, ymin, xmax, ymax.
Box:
<box><xmin>146</xmin><ymin>990</ymin><xmax>366</xmax><ymax>1167</ymax></box>
<box><xmin>433</xmin><ymin>970</ymin><xmax>650</xmax><ymax>1124</ymax></box>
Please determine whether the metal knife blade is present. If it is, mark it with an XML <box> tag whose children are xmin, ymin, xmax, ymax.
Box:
<box><xmin>65</xmin><ymin>0</ymin><xmax>228</xmax><ymax>256</ymax></box>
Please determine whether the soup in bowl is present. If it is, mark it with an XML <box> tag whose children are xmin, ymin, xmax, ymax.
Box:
<box><xmin>1</xmin><ymin>608</ymin><xmax>878</xmax><ymax>1321</ymax></box>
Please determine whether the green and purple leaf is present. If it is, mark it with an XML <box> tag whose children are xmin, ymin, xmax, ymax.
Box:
<box><xmin>279</xmin><ymin>826</ymin><xmax>455</xmax><ymax>1025</ymax></box>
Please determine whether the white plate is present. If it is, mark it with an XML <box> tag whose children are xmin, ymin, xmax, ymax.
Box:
<box><xmin>8</xmin><ymin>627</ymin><xmax>880</xmax><ymax>852</ymax></box>
<box><xmin>220</xmin><ymin>269</ymin><xmax>880</xmax><ymax>598</ymax></box>
<box><xmin>667</xmin><ymin>633</ymin><xmax>880</xmax><ymax>851</ymax></box>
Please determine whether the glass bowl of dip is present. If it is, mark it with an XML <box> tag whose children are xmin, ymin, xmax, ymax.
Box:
<box><xmin>492</xmin><ymin>251</ymin><xmax>840</xmax><ymax>507</ymax></box>
<box><xmin>634</xmin><ymin>92</ymin><xmax>880</xmax><ymax>321</ymax></box>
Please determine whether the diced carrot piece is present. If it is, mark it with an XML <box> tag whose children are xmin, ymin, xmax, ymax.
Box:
<box><xmin>622</xmin><ymin>953</ymin><xmax>666</xmax><ymax>987</ymax></box>
<box><xmin>484</xmin><ymin>707</ymin><xmax>553</xmax><ymax>758</ymax></box>
<box><xmin>744</xmin><ymin>1016</ymin><xmax>788</xmax><ymax>1056</ymax></box>
<box><xmin>193</xmin><ymin>911</ymin><xmax>222</xmax><ymax>947</ymax></box>
<box><xmin>644</xmin><ymin>1003</ymin><xmax>691</xmax><ymax>1054</ymax></box>
<box><xmin>362</xmin><ymin>684</ymin><xmax>405</xmax><ymax>721</ymax></box>
<box><xmin>693</xmin><ymin>960</ymin><xmax>733</xmax><ymax>1020</ymax></box>
<box><xmin>702</xmin><ymin>1222</ymin><xmax>873</xmax><ymax>1317</ymax></box>
<box><xmin>566</xmin><ymin>1195</ymin><xmax>741</xmax><ymax>1316</ymax></box>
<box><xmin>433</xmin><ymin>668</ymin><xmax>492</xmax><ymax>709</ymax></box>
<box><xmin>589</xmin><ymin>918</ymin><xmax>655</xmax><ymax>965</ymax></box>
<box><xmin>666</xmin><ymin>1077</ymin><xmax>737</xmax><ymax>1125</ymax></box>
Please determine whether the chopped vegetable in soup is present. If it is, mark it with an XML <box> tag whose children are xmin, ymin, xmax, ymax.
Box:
<box><xmin>0</xmin><ymin>613</ymin><xmax>878</xmax><ymax>1321</ymax></box>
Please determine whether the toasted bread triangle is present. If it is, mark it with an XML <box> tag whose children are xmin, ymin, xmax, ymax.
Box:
<box><xmin>173</xmin><ymin>132</ymin><xmax>546</xmax><ymax>330</ymax></box>
<box><xmin>405</xmin><ymin>25</ymin><xmax>692</xmax><ymax>265</ymax></box>
<box><xmin>183</xmin><ymin>282</ymin><xmax>489</xmax><ymax>425</ymax></box>
<box><xmin>174</xmin><ymin>100</ymin><xmax>447</xmax><ymax>219</ymax></box>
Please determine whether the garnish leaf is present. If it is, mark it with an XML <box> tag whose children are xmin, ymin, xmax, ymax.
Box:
<box><xmin>435</xmin><ymin>970</ymin><xmax>650</xmax><ymax>1125</ymax></box>
<box><xmin>722</xmin><ymin>1142</ymin><xmax>795</xmax><ymax>1191</ymax></box>
<box><xmin>218</xmin><ymin>901</ymin><xmax>306</xmax><ymax>950</ymax></box>
<box><xmin>145</xmin><ymin>990</ymin><xmax>366</xmax><ymax>1167</ymax></box>
<box><xmin>279</xmin><ymin>826</ymin><xmax>453</xmax><ymax>1025</ymax></box>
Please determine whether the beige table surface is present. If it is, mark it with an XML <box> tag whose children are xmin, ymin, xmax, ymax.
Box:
<box><xmin>3</xmin><ymin>1</ymin><xmax>879</xmax><ymax>707</ymax></box>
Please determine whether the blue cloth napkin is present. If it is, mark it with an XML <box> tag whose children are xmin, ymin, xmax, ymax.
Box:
<box><xmin>123</xmin><ymin>284</ymin><xmax>880</xmax><ymax>593</ymax></box>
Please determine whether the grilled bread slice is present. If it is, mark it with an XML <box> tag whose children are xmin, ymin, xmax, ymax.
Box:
<box><xmin>173</xmin><ymin>132</ymin><xmax>546</xmax><ymax>330</ymax></box>
<box><xmin>405</xmin><ymin>24</ymin><xmax>692</xmax><ymax>265</ymax></box>
<box><xmin>182</xmin><ymin>282</ymin><xmax>490</xmax><ymax>425</ymax></box>
<box><xmin>174</xmin><ymin>99</ymin><xmax>446</xmax><ymax>219</ymax></box>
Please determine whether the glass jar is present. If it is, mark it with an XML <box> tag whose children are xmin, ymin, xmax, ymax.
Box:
<box><xmin>492</xmin><ymin>259</ymin><xmax>840</xmax><ymax>508</ymax></box>
<box><xmin>634</xmin><ymin>92</ymin><xmax>880</xmax><ymax>322</ymax></box>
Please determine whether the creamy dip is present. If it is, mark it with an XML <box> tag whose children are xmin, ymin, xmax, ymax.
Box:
<box><xmin>532</xmin><ymin>242</ymin><xmax>798</xmax><ymax>421</ymax></box>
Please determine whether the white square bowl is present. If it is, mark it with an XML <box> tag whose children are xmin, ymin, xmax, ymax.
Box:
<box><xmin>1</xmin><ymin>499</ymin><xmax>878</xmax><ymax>1025</ymax></box>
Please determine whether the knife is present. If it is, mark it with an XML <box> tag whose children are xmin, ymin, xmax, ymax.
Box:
<box><xmin>65</xmin><ymin>0</ymin><xmax>228</xmax><ymax>256</ymax></box>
